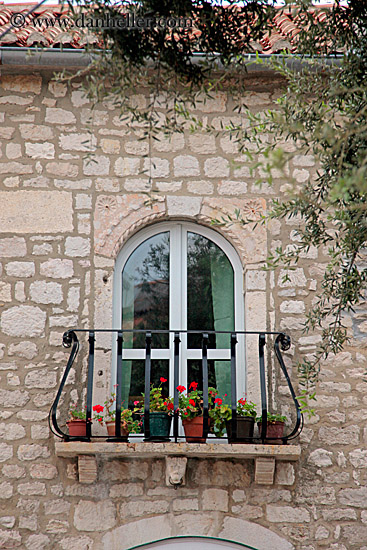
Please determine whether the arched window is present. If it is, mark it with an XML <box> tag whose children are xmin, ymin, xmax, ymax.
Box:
<box><xmin>113</xmin><ymin>222</ymin><xmax>245</xmax><ymax>407</ymax></box>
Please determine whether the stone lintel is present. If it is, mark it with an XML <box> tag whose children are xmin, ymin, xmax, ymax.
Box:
<box><xmin>56</xmin><ymin>441</ymin><xmax>301</xmax><ymax>460</ymax></box>
<box><xmin>254</xmin><ymin>457</ymin><xmax>276</xmax><ymax>485</ymax></box>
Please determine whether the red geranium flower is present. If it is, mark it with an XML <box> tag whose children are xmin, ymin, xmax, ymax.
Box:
<box><xmin>189</xmin><ymin>381</ymin><xmax>198</xmax><ymax>390</ymax></box>
<box><xmin>214</xmin><ymin>398</ymin><xmax>222</xmax><ymax>406</ymax></box>
<box><xmin>93</xmin><ymin>404</ymin><xmax>104</xmax><ymax>414</ymax></box>
<box><xmin>176</xmin><ymin>385</ymin><xmax>186</xmax><ymax>393</ymax></box>
<box><xmin>160</xmin><ymin>377</ymin><xmax>167</xmax><ymax>383</ymax></box>
<box><xmin>167</xmin><ymin>402</ymin><xmax>174</xmax><ymax>410</ymax></box>
<box><xmin>189</xmin><ymin>399</ymin><xmax>196</xmax><ymax>407</ymax></box>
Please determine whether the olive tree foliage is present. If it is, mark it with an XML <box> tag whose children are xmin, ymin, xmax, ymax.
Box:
<box><xmin>214</xmin><ymin>0</ymin><xmax>367</xmax><ymax>412</ymax></box>
<box><xmin>61</xmin><ymin>0</ymin><xmax>367</xmax><ymax>412</ymax></box>
<box><xmin>63</xmin><ymin>0</ymin><xmax>275</xmax><ymax>141</ymax></box>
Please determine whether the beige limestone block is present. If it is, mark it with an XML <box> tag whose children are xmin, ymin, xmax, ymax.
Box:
<box><xmin>40</xmin><ymin>258</ymin><xmax>73</xmax><ymax>279</ymax></box>
<box><xmin>0</xmin><ymin>162</ymin><xmax>32</xmax><ymax>175</ymax></box>
<box><xmin>167</xmin><ymin>196</ymin><xmax>202</xmax><ymax>217</ymax></box>
<box><xmin>101</xmin><ymin>138</ymin><xmax>120</xmax><ymax>155</ymax></box>
<box><xmin>114</xmin><ymin>157</ymin><xmax>140</xmax><ymax>177</ymax></box>
<box><xmin>0</xmin><ymin>237</ymin><xmax>26</xmax><ymax>257</ymax></box>
<box><xmin>6</xmin><ymin>262</ymin><xmax>35</xmax><ymax>278</ymax></box>
<box><xmin>0</xmin><ymin>95</ymin><xmax>32</xmax><ymax>105</ymax></box>
<box><xmin>143</xmin><ymin>157</ymin><xmax>170</xmax><ymax>178</ymax></box>
<box><xmin>188</xmin><ymin>134</ymin><xmax>216</xmax><ymax>154</ymax></box>
<box><xmin>267</xmin><ymin>504</ymin><xmax>310</xmax><ymax>522</ymax></box>
<box><xmin>83</xmin><ymin>156</ymin><xmax>110</xmax><ymax>176</ymax></box>
<box><xmin>173</xmin><ymin>155</ymin><xmax>200</xmax><ymax>177</ymax></box>
<box><xmin>124</xmin><ymin>179</ymin><xmax>151</xmax><ymax>192</ymax></box>
<box><xmin>102</xmin><ymin>516</ymin><xmax>172</xmax><ymax>550</ymax></box>
<box><xmin>187</xmin><ymin>181</ymin><xmax>213</xmax><ymax>195</ymax></box>
<box><xmin>46</xmin><ymin>163</ymin><xmax>78</xmax><ymax>177</ymax></box>
<box><xmin>204</xmin><ymin>157</ymin><xmax>230</xmax><ymax>178</ymax></box>
<box><xmin>218</xmin><ymin>181</ymin><xmax>247</xmax><ymax>195</ymax></box>
<box><xmin>48</xmin><ymin>81</ymin><xmax>67</xmax><ymax>97</ymax></box>
<box><xmin>202</xmin><ymin>488</ymin><xmax>228</xmax><ymax>511</ymax></box>
<box><xmin>45</xmin><ymin>108</ymin><xmax>76</xmax><ymax>125</ymax></box>
<box><xmin>6</xmin><ymin>144</ymin><xmax>21</xmax><ymax>159</ymax></box>
<box><xmin>19</xmin><ymin>124</ymin><xmax>54</xmax><ymax>141</ymax></box>
<box><xmin>1</xmin><ymin>75</ymin><xmax>42</xmax><ymax>94</ymax></box>
<box><xmin>1</xmin><ymin>306</ymin><xmax>46</xmax><ymax>337</ymax></box>
<box><xmin>0</xmin><ymin>282</ymin><xmax>11</xmax><ymax>302</ymax></box>
<box><xmin>125</xmin><ymin>140</ymin><xmax>149</xmax><ymax>155</ymax></box>
<box><xmin>153</xmin><ymin>132</ymin><xmax>184</xmax><ymax>152</ymax></box>
<box><xmin>0</xmin><ymin>191</ymin><xmax>72</xmax><ymax>233</ymax></box>
<box><xmin>71</xmin><ymin>90</ymin><xmax>89</xmax><ymax>107</ymax></box>
<box><xmin>59</xmin><ymin>133</ymin><xmax>96</xmax><ymax>152</ymax></box>
<box><xmin>219</xmin><ymin>517</ymin><xmax>295</xmax><ymax>550</ymax></box>
<box><xmin>17</xmin><ymin>445</ymin><xmax>50</xmax><ymax>461</ymax></box>
<box><xmin>0</xmin><ymin>443</ymin><xmax>13</xmax><ymax>462</ymax></box>
<box><xmin>74</xmin><ymin>500</ymin><xmax>116</xmax><ymax>531</ymax></box>
<box><xmin>0</xmin><ymin>530</ymin><xmax>21</xmax><ymax>548</ymax></box>
<box><xmin>8</xmin><ymin>342</ymin><xmax>37</xmax><ymax>360</ymax></box>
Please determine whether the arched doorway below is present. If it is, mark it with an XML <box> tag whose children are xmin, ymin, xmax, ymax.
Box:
<box><xmin>129</xmin><ymin>536</ymin><xmax>260</xmax><ymax>549</ymax></box>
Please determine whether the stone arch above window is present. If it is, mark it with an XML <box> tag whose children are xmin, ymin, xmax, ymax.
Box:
<box><xmin>101</xmin><ymin>515</ymin><xmax>295</xmax><ymax>550</ymax></box>
<box><xmin>94</xmin><ymin>194</ymin><xmax>267</xmax><ymax>267</ymax></box>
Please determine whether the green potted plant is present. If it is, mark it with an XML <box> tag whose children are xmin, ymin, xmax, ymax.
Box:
<box><xmin>93</xmin><ymin>390</ymin><xmax>141</xmax><ymax>438</ymax></box>
<box><xmin>67</xmin><ymin>403</ymin><xmax>87</xmax><ymax>437</ymax></box>
<box><xmin>257</xmin><ymin>412</ymin><xmax>287</xmax><ymax>443</ymax></box>
<box><xmin>177</xmin><ymin>382</ymin><xmax>218</xmax><ymax>443</ymax></box>
<box><xmin>139</xmin><ymin>377</ymin><xmax>174</xmax><ymax>440</ymax></box>
<box><xmin>210</xmin><ymin>396</ymin><xmax>257</xmax><ymax>443</ymax></box>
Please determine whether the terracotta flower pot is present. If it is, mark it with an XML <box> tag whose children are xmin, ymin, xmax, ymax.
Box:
<box><xmin>67</xmin><ymin>420</ymin><xmax>87</xmax><ymax>437</ymax></box>
<box><xmin>226</xmin><ymin>416</ymin><xmax>255</xmax><ymax>443</ymax></box>
<box><xmin>105</xmin><ymin>421</ymin><xmax>129</xmax><ymax>439</ymax></box>
<box><xmin>257</xmin><ymin>420</ymin><xmax>285</xmax><ymax>444</ymax></box>
<box><xmin>182</xmin><ymin>416</ymin><xmax>209</xmax><ymax>443</ymax></box>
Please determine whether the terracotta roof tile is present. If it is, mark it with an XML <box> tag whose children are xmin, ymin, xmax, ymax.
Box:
<box><xmin>0</xmin><ymin>3</ymin><xmax>337</xmax><ymax>54</ymax></box>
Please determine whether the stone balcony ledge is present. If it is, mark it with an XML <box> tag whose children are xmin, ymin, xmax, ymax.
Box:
<box><xmin>55</xmin><ymin>441</ymin><xmax>301</xmax><ymax>485</ymax></box>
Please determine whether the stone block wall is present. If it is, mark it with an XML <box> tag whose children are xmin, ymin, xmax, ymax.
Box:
<box><xmin>0</xmin><ymin>71</ymin><xmax>367</xmax><ymax>550</ymax></box>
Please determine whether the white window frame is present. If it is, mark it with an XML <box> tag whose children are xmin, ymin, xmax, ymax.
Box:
<box><xmin>112</xmin><ymin>221</ymin><xmax>246</xmax><ymax>397</ymax></box>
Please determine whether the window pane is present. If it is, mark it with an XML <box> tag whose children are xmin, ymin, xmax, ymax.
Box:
<box><xmin>187</xmin><ymin>232</ymin><xmax>234</xmax><ymax>402</ymax></box>
<box><xmin>125</xmin><ymin>359</ymin><xmax>170</xmax><ymax>409</ymax></box>
<box><xmin>122</xmin><ymin>232</ymin><xmax>169</xmax><ymax>349</ymax></box>
<box><xmin>187</xmin><ymin>360</ymin><xmax>231</xmax><ymax>402</ymax></box>
<box><xmin>187</xmin><ymin>232</ymin><xmax>234</xmax><ymax>348</ymax></box>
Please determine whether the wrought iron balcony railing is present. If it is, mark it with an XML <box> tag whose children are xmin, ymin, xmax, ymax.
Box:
<box><xmin>48</xmin><ymin>329</ymin><xmax>303</xmax><ymax>444</ymax></box>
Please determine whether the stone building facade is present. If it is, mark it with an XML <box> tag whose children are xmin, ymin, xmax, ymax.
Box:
<box><xmin>1</xmin><ymin>15</ymin><xmax>367</xmax><ymax>550</ymax></box>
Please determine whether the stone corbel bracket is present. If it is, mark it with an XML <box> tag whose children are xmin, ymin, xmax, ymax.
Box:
<box><xmin>165</xmin><ymin>456</ymin><xmax>188</xmax><ymax>487</ymax></box>
<box><xmin>254</xmin><ymin>457</ymin><xmax>276</xmax><ymax>485</ymax></box>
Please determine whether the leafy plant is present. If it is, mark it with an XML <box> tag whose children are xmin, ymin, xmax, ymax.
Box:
<box><xmin>210</xmin><ymin>396</ymin><xmax>257</xmax><ymax>437</ymax></box>
<box><xmin>140</xmin><ymin>377</ymin><xmax>174</xmax><ymax>413</ymax></box>
<box><xmin>256</xmin><ymin>413</ymin><xmax>287</xmax><ymax>424</ymax></box>
<box><xmin>93</xmin><ymin>391</ymin><xmax>142</xmax><ymax>433</ymax></box>
<box><xmin>177</xmin><ymin>381</ymin><xmax>218</xmax><ymax>420</ymax></box>
<box><xmin>69</xmin><ymin>403</ymin><xmax>87</xmax><ymax>421</ymax></box>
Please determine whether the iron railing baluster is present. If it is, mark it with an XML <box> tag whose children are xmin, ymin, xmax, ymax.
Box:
<box><xmin>230</xmin><ymin>332</ymin><xmax>238</xmax><ymax>442</ymax></box>
<box><xmin>258</xmin><ymin>333</ymin><xmax>267</xmax><ymax>444</ymax></box>
<box><xmin>85</xmin><ymin>331</ymin><xmax>95</xmax><ymax>441</ymax></box>
<box><xmin>202</xmin><ymin>333</ymin><xmax>209</xmax><ymax>441</ymax></box>
<box><xmin>144</xmin><ymin>332</ymin><xmax>152</xmax><ymax>441</ymax></box>
<box><xmin>114</xmin><ymin>330</ymin><xmax>123</xmax><ymax>440</ymax></box>
<box><xmin>274</xmin><ymin>333</ymin><xmax>303</xmax><ymax>442</ymax></box>
<box><xmin>173</xmin><ymin>332</ymin><xmax>180</xmax><ymax>442</ymax></box>
<box><xmin>49</xmin><ymin>330</ymin><xmax>79</xmax><ymax>439</ymax></box>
